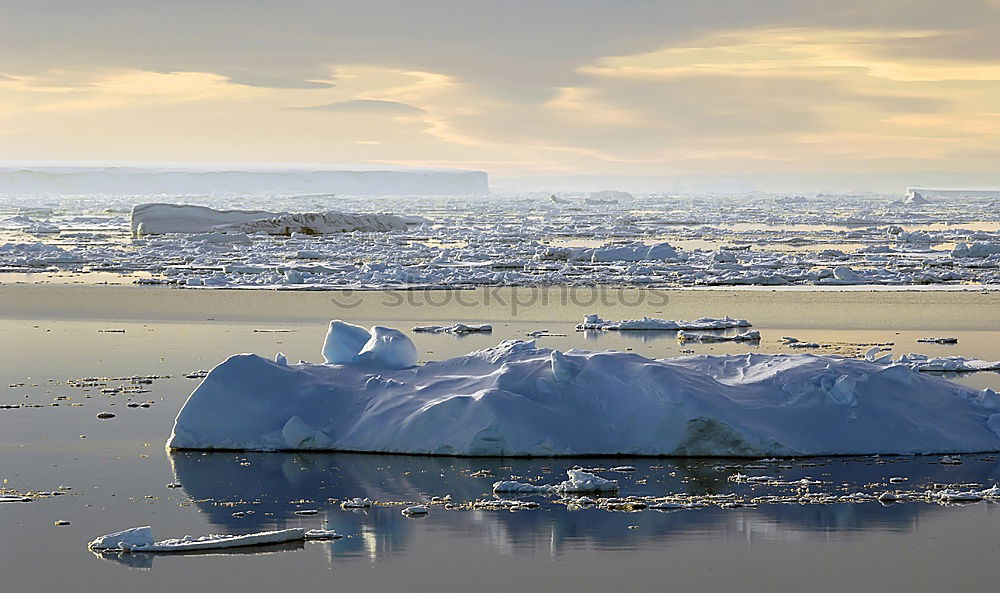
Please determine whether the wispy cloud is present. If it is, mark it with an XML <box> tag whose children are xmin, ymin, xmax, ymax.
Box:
<box><xmin>293</xmin><ymin>99</ymin><xmax>425</xmax><ymax>114</ymax></box>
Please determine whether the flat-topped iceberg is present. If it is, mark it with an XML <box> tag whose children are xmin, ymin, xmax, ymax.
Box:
<box><xmin>131</xmin><ymin>203</ymin><xmax>279</xmax><ymax>235</ymax></box>
<box><xmin>167</xmin><ymin>322</ymin><xmax>1000</xmax><ymax>457</ymax></box>
<box><xmin>131</xmin><ymin>203</ymin><xmax>412</xmax><ymax>236</ymax></box>
<box><xmin>216</xmin><ymin>211</ymin><xmax>411</xmax><ymax>235</ymax></box>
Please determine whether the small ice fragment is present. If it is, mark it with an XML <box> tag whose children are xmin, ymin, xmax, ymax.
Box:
<box><xmin>492</xmin><ymin>480</ymin><xmax>552</xmax><ymax>494</ymax></box>
<box><xmin>916</xmin><ymin>337</ymin><xmax>958</xmax><ymax>344</ymax></box>
<box><xmin>401</xmin><ymin>505</ymin><xmax>428</xmax><ymax>516</ymax></box>
<box><xmin>340</xmin><ymin>497</ymin><xmax>373</xmax><ymax>509</ymax></box>
<box><xmin>0</xmin><ymin>495</ymin><xmax>31</xmax><ymax>503</ymax></box>
<box><xmin>304</xmin><ymin>529</ymin><xmax>342</xmax><ymax>540</ymax></box>
<box><xmin>412</xmin><ymin>324</ymin><xmax>492</xmax><ymax>334</ymax></box>
<box><xmin>648</xmin><ymin>501</ymin><xmax>686</xmax><ymax>510</ymax></box>
<box><xmin>554</xmin><ymin>470</ymin><xmax>618</xmax><ymax>493</ymax></box>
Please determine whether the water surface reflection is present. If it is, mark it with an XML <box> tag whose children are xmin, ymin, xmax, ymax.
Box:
<box><xmin>168</xmin><ymin>452</ymin><xmax>1000</xmax><ymax>563</ymax></box>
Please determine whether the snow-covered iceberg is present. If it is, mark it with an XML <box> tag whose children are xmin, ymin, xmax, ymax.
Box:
<box><xmin>167</xmin><ymin>322</ymin><xmax>1000</xmax><ymax>457</ymax></box>
<box><xmin>216</xmin><ymin>211</ymin><xmax>411</xmax><ymax>235</ymax></box>
<box><xmin>130</xmin><ymin>203</ymin><xmax>412</xmax><ymax>236</ymax></box>
<box><xmin>88</xmin><ymin>526</ymin><xmax>306</xmax><ymax>553</ymax></box>
<box><xmin>131</xmin><ymin>203</ymin><xmax>279</xmax><ymax>235</ymax></box>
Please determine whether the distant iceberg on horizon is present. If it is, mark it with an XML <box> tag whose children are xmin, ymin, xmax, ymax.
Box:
<box><xmin>0</xmin><ymin>162</ymin><xmax>489</xmax><ymax>196</ymax></box>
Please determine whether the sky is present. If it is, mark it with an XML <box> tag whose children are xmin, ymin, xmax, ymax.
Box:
<box><xmin>2</xmin><ymin>1</ymin><xmax>999</xmax><ymax>189</ymax></box>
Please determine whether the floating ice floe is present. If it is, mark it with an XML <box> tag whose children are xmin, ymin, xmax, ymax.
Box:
<box><xmin>783</xmin><ymin>337</ymin><xmax>821</xmax><ymax>348</ymax></box>
<box><xmin>678</xmin><ymin>330</ymin><xmax>761</xmax><ymax>342</ymax></box>
<box><xmin>340</xmin><ymin>497</ymin><xmax>373</xmax><ymax>509</ymax></box>
<box><xmin>412</xmin><ymin>323</ymin><xmax>493</xmax><ymax>334</ymax></box>
<box><xmin>577</xmin><ymin>314</ymin><xmax>751</xmax><ymax>331</ymax></box>
<box><xmin>303</xmin><ymin>529</ymin><xmax>342</xmax><ymax>540</ymax></box>
<box><xmin>0</xmin><ymin>495</ymin><xmax>31</xmax><ymax>503</ymax></box>
<box><xmin>897</xmin><ymin>354</ymin><xmax>1000</xmax><ymax>372</ymax></box>
<box><xmin>168</xmin><ymin>322</ymin><xmax>1000</xmax><ymax>456</ymax></box>
<box><xmin>916</xmin><ymin>337</ymin><xmax>959</xmax><ymax>344</ymax></box>
<box><xmin>88</xmin><ymin>526</ymin><xmax>306</xmax><ymax>553</ymax></box>
<box><xmin>950</xmin><ymin>242</ymin><xmax>1000</xmax><ymax>258</ymax></box>
<box><xmin>493</xmin><ymin>470</ymin><xmax>619</xmax><ymax>494</ymax></box>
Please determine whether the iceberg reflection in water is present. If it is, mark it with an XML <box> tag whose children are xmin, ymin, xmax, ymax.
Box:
<box><xmin>165</xmin><ymin>451</ymin><xmax>1000</xmax><ymax>563</ymax></box>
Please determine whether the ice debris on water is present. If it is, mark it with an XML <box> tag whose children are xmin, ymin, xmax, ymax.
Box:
<box><xmin>304</xmin><ymin>529</ymin><xmax>342</xmax><ymax>540</ymax></box>
<box><xmin>412</xmin><ymin>323</ymin><xmax>492</xmax><ymax>334</ymax></box>
<box><xmin>578</xmin><ymin>314</ymin><xmax>751</xmax><ymax>331</ymax></box>
<box><xmin>6</xmin><ymin>191</ymin><xmax>1000</xmax><ymax>289</ymax></box>
<box><xmin>493</xmin><ymin>470</ymin><xmax>619</xmax><ymax>494</ymax></box>
<box><xmin>678</xmin><ymin>330</ymin><xmax>760</xmax><ymax>342</ymax></box>
<box><xmin>340</xmin><ymin>497</ymin><xmax>373</xmax><ymax>509</ymax></box>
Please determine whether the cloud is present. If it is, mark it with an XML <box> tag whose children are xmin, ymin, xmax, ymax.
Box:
<box><xmin>1</xmin><ymin>2</ymin><xmax>999</xmax><ymax>177</ymax></box>
<box><xmin>294</xmin><ymin>99</ymin><xmax>425</xmax><ymax>114</ymax></box>
<box><xmin>221</xmin><ymin>70</ymin><xmax>334</xmax><ymax>89</ymax></box>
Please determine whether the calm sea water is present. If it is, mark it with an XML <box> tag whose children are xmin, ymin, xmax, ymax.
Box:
<box><xmin>1</xmin><ymin>287</ymin><xmax>998</xmax><ymax>592</ymax></box>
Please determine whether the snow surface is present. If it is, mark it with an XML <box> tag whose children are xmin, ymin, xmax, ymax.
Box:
<box><xmin>167</xmin><ymin>325</ymin><xmax>1000</xmax><ymax>456</ymax></box>
<box><xmin>88</xmin><ymin>526</ymin><xmax>306</xmax><ymax>552</ymax></box>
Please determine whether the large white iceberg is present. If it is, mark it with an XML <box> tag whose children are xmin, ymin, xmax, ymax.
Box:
<box><xmin>216</xmin><ymin>211</ymin><xmax>411</xmax><ymax>235</ymax></box>
<box><xmin>131</xmin><ymin>203</ymin><xmax>279</xmax><ymax>235</ymax></box>
<box><xmin>167</xmin><ymin>324</ymin><xmax>1000</xmax><ymax>457</ymax></box>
